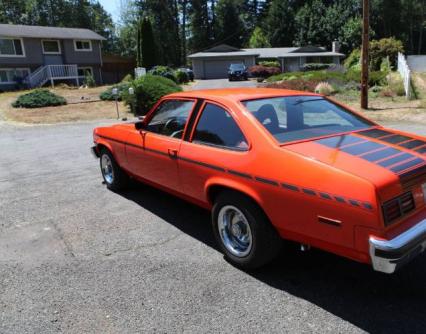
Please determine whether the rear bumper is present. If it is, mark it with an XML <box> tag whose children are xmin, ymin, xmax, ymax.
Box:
<box><xmin>369</xmin><ymin>219</ymin><xmax>426</xmax><ymax>273</ymax></box>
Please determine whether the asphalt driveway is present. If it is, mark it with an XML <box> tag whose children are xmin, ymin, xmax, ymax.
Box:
<box><xmin>192</xmin><ymin>78</ymin><xmax>258</xmax><ymax>90</ymax></box>
<box><xmin>1</xmin><ymin>120</ymin><xmax>426</xmax><ymax>333</ymax></box>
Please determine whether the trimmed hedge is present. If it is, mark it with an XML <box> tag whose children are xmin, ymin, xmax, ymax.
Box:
<box><xmin>248</xmin><ymin>65</ymin><xmax>281</xmax><ymax>78</ymax></box>
<box><xmin>148</xmin><ymin>66</ymin><xmax>178</xmax><ymax>83</ymax></box>
<box><xmin>301</xmin><ymin>63</ymin><xmax>332</xmax><ymax>72</ymax></box>
<box><xmin>100</xmin><ymin>82</ymin><xmax>131</xmax><ymax>101</ymax></box>
<box><xmin>122</xmin><ymin>75</ymin><xmax>182</xmax><ymax>115</ymax></box>
<box><xmin>12</xmin><ymin>89</ymin><xmax>66</xmax><ymax>108</ymax></box>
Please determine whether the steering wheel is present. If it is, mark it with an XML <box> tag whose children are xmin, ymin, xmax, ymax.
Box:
<box><xmin>164</xmin><ymin>118</ymin><xmax>179</xmax><ymax>134</ymax></box>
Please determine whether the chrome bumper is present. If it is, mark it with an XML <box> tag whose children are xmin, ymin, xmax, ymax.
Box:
<box><xmin>369</xmin><ymin>218</ymin><xmax>426</xmax><ymax>273</ymax></box>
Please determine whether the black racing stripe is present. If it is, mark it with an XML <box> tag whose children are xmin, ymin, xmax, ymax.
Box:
<box><xmin>341</xmin><ymin>141</ymin><xmax>385</xmax><ymax>155</ymax></box>
<box><xmin>228</xmin><ymin>170</ymin><xmax>252</xmax><ymax>179</ymax></box>
<box><xmin>400</xmin><ymin>140</ymin><xmax>426</xmax><ymax>149</ymax></box>
<box><xmin>380</xmin><ymin>134</ymin><xmax>413</xmax><ymax>144</ymax></box>
<box><xmin>255</xmin><ymin>177</ymin><xmax>279</xmax><ymax>186</ymax></box>
<box><xmin>281</xmin><ymin>183</ymin><xmax>300</xmax><ymax>191</ymax></box>
<box><xmin>358</xmin><ymin>129</ymin><xmax>392</xmax><ymax>138</ymax></box>
<box><xmin>416</xmin><ymin>146</ymin><xmax>426</xmax><ymax>154</ymax></box>
<box><xmin>391</xmin><ymin>159</ymin><xmax>425</xmax><ymax>173</ymax></box>
<box><xmin>399</xmin><ymin>164</ymin><xmax>426</xmax><ymax>180</ymax></box>
<box><xmin>316</xmin><ymin>135</ymin><xmax>365</xmax><ymax>148</ymax></box>
<box><xmin>303</xmin><ymin>188</ymin><xmax>316</xmax><ymax>196</ymax></box>
<box><xmin>363</xmin><ymin>203</ymin><xmax>373</xmax><ymax>210</ymax></box>
<box><xmin>361</xmin><ymin>147</ymin><xmax>401</xmax><ymax>162</ymax></box>
<box><xmin>378</xmin><ymin>153</ymin><xmax>415</xmax><ymax>167</ymax></box>
<box><xmin>334</xmin><ymin>196</ymin><xmax>346</xmax><ymax>203</ymax></box>
<box><xmin>320</xmin><ymin>192</ymin><xmax>332</xmax><ymax>200</ymax></box>
<box><xmin>179</xmin><ymin>157</ymin><xmax>225</xmax><ymax>172</ymax></box>
<box><xmin>349</xmin><ymin>199</ymin><xmax>360</xmax><ymax>207</ymax></box>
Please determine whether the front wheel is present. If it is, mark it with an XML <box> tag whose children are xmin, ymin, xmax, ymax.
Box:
<box><xmin>212</xmin><ymin>191</ymin><xmax>282</xmax><ymax>269</ymax></box>
<box><xmin>99</xmin><ymin>148</ymin><xmax>129</xmax><ymax>191</ymax></box>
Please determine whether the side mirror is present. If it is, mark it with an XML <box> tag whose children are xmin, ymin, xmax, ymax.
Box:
<box><xmin>135</xmin><ymin>121</ymin><xmax>145</xmax><ymax>130</ymax></box>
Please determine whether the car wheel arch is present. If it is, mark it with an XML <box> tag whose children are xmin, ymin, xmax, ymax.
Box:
<box><xmin>205</xmin><ymin>179</ymin><xmax>266</xmax><ymax>213</ymax></box>
<box><xmin>96</xmin><ymin>141</ymin><xmax>114</xmax><ymax>157</ymax></box>
<box><xmin>206</xmin><ymin>182</ymin><xmax>280</xmax><ymax>234</ymax></box>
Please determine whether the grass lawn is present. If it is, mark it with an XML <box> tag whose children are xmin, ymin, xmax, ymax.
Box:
<box><xmin>0</xmin><ymin>86</ymin><xmax>132</xmax><ymax>124</ymax></box>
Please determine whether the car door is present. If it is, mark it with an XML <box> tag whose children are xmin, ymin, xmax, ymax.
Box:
<box><xmin>178</xmin><ymin>101</ymin><xmax>250</xmax><ymax>201</ymax></box>
<box><xmin>126</xmin><ymin>98</ymin><xmax>196</xmax><ymax>192</ymax></box>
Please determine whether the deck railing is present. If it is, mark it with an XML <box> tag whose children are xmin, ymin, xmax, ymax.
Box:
<box><xmin>26</xmin><ymin>64</ymin><xmax>80</xmax><ymax>88</ymax></box>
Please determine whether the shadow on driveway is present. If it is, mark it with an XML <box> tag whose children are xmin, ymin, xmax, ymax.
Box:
<box><xmin>116</xmin><ymin>182</ymin><xmax>426</xmax><ymax>334</ymax></box>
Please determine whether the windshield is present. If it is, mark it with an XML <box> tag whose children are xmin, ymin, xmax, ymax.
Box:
<box><xmin>230</xmin><ymin>64</ymin><xmax>245</xmax><ymax>70</ymax></box>
<box><xmin>242</xmin><ymin>96</ymin><xmax>374</xmax><ymax>144</ymax></box>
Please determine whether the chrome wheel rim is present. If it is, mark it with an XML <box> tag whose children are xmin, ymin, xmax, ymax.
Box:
<box><xmin>101</xmin><ymin>154</ymin><xmax>114</xmax><ymax>184</ymax></box>
<box><xmin>218</xmin><ymin>205</ymin><xmax>252</xmax><ymax>257</ymax></box>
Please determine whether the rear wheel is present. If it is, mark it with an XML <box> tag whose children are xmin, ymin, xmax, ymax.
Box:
<box><xmin>99</xmin><ymin>148</ymin><xmax>129</xmax><ymax>191</ymax></box>
<box><xmin>212</xmin><ymin>191</ymin><xmax>282</xmax><ymax>269</ymax></box>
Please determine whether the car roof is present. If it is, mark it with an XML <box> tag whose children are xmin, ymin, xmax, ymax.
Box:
<box><xmin>167</xmin><ymin>88</ymin><xmax>320</xmax><ymax>103</ymax></box>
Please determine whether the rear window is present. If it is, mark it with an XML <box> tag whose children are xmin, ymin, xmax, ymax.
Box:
<box><xmin>242</xmin><ymin>96</ymin><xmax>373</xmax><ymax>144</ymax></box>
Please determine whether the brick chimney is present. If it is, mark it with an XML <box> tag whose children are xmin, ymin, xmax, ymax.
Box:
<box><xmin>332</xmin><ymin>41</ymin><xmax>340</xmax><ymax>53</ymax></box>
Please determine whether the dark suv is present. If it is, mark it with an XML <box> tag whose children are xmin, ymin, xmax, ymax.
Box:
<box><xmin>228</xmin><ymin>63</ymin><xmax>248</xmax><ymax>81</ymax></box>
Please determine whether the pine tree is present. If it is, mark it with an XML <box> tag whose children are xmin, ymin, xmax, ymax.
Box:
<box><xmin>141</xmin><ymin>17</ymin><xmax>157</xmax><ymax>68</ymax></box>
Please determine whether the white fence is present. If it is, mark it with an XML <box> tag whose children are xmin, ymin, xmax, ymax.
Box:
<box><xmin>397</xmin><ymin>52</ymin><xmax>412</xmax><ymax>99</ymax></box>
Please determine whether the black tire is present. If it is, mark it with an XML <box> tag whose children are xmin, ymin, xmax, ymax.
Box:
<box><xmin>212</xmin><ymin>191</ymin><xmax>282</xmax><ymax>269</ymax></box>
<box><xmin>99</xmin><ymin>148</ymin><xmax>129</xmax><ymax>191</ymax></box>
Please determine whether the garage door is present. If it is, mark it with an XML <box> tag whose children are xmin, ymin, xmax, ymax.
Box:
<box><xmin>204</xmin><ymin>59</ymin><xmax>245</xmax><ymax>79</ymax></box>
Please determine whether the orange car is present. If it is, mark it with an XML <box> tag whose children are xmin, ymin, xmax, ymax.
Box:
<box><xmin>92</xmin><ymin>88</ymin><xmax>426</xmax><ymax>273</ymax></box>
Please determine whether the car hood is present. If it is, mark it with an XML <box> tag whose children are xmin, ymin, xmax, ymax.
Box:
<box><xmin>284</xmin><ymin>127</ymin><xmax>426</xmax><ymax>196</ymax></box>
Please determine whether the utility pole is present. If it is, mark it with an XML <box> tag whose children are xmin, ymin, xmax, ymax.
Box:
<box><xmin>361</xmin><ymin>0</ymin><xmax>369</xmax><ymax>109</ymax></box>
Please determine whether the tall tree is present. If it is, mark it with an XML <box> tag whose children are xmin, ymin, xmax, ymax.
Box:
<box><xmin>264</xmin><ymin>0</ymin><xmax>295</xmax><ymax>47</ymax></box>
<box><xmin>214</xmin><ymin>0</ymin><xmax>245</xmax><ymax>48</ymax></box>
<box><xmin>141</xmin><ymin>17</ymin><xmax>157</xmax><ymax>68</ymax></box>
<box><xmin>248</xmin><ymin>26</ymin><xmax>271</xmax><ymax>47</ymax></box>
<box><xmin>189</xmin><ymin>0</ymin><xmax>212</xmax><ymax>51</ymax></box>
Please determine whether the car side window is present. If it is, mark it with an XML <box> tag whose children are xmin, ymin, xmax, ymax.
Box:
<box><xmin>192</xmin><ymin>103</ymin><xmax>248</xmax><ymax>150</ymax></box>
<box><xmin>146</xmin><ymin>100</ymin><xmax>194</xmax><ymax>139</ymax></box>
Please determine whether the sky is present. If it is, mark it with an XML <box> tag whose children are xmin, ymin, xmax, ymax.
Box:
<box><xmin>98</xmin><ymin>0</ymin><xmax>120</xmax><ymax>23</ymax></box>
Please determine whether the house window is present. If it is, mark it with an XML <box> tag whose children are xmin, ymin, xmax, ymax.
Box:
<box><xmin>0</xmin><ymin>38</ymin><xmax>24</xmax><ymax>57</ymax></box>
<box><xmin>0</xmin><ymin>68</ymin><xmax>30</xmax><ymax>83</ymax></box>
<box><xmin>42</xmin><ymin>40</ymin><xmax>61</xmax><ymax>54</ymax></box>
<box><xmin>77</xmin><ymin>67</ymin><xmax>93</xmax><ymax>77</ymax></box>
<box><xmin>74</xmin><ymin>40</ymin><xmax>92</xmax><ymax>51</ymax></box>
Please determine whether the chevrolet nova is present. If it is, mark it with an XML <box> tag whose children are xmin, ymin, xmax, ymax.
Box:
<box><xmin>92</xmin><ymin>88</ymin><xmax>426</xmax><ymax>273</ymax></box>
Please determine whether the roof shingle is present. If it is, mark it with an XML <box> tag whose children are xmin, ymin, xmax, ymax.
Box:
<box><xmin>0</xmin><ymin>24</ymin><xmax>106</xmax><ymax>40</ymax></box>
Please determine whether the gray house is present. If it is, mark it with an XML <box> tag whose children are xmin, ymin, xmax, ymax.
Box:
<box><xmin>0</xmin><ymin>24</ymin><xmax>105</xmax><ymax>90</ymax></box>
<box><xmin>188</xmin><ymin>43</ymin><xmax>345</xmax><ymax>79</ymax></box>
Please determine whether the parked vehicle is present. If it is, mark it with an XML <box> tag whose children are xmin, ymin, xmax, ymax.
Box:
<box><xmin>92</xmin><ymin>88</ymin><xmax>426</xmax><ymax>273</ymax></box>
<box><xmin>228</xmin><ymin>63</ymin><xmax>248</xmax><ymax>81</ymax></box>
<box><xmin>178</xmin><ymin>67</ymin><xmax>194</xmax><ymax>81</ymax></box>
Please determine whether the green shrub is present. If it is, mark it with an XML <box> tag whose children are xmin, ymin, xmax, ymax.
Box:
<box><xmin>266</xmin><ymin>79</ymin><xmax>320</xmax><ymax>92</ymax></box>
<box><xmin>258</xmin><ymin>60</ymin><xmax>281</xmax><ymax>68</ymax></box>
<box><xmin>99</xmin><ymin>82</ymin><xmax>131</xmax><ymax>101</ymax></box>
<box><xmin>84</xmin><ymin>73</ymin><xmax>96</xmax><ymax>87</ymax></box>
<box><xmin>12</xmin><ymin>89</ymin><xmax>66</xmax><ymax>108</ymax></box>
<box><xmin>121</xmin><ymin>74</ymin><xmax>133</xmax><ymax>82</ymax></box>
<box><xmin>148</xmin><ymin>66</ymin><xmax>178</xmax><ymax>83</ymax></box>
<box><xmin>301</xmin><ymin>63</ymin><xmax>332</xmax><ymax>72</ymax></box>
<box><xmin>345</xmin><ymin>38</ymin><xmax>404</xmax><ymax>71</ymax></box>
<box><xmin>175</xmin><ymin>70</ymin><xmax>189</xmax><ymax>84</ymax></box>
<box><xmin>370</xmin><ymin>37</ymin><xmax>404</xmax><ymax>71</ymax></box>
<box><xmin>122</xmin><ymin>75</ymin><xmax>182</xmax><ymax>115</ymax></box>
<box><xmin>344</xmin><ymin>48</ymin><xmax>361</xmax><ymax>70</ymax></box>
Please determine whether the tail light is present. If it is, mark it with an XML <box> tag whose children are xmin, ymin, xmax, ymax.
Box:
<box><xmin>382</xmin><ymin>192</ymin><xmax>415</xmax><ymax>227</ymax></box>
